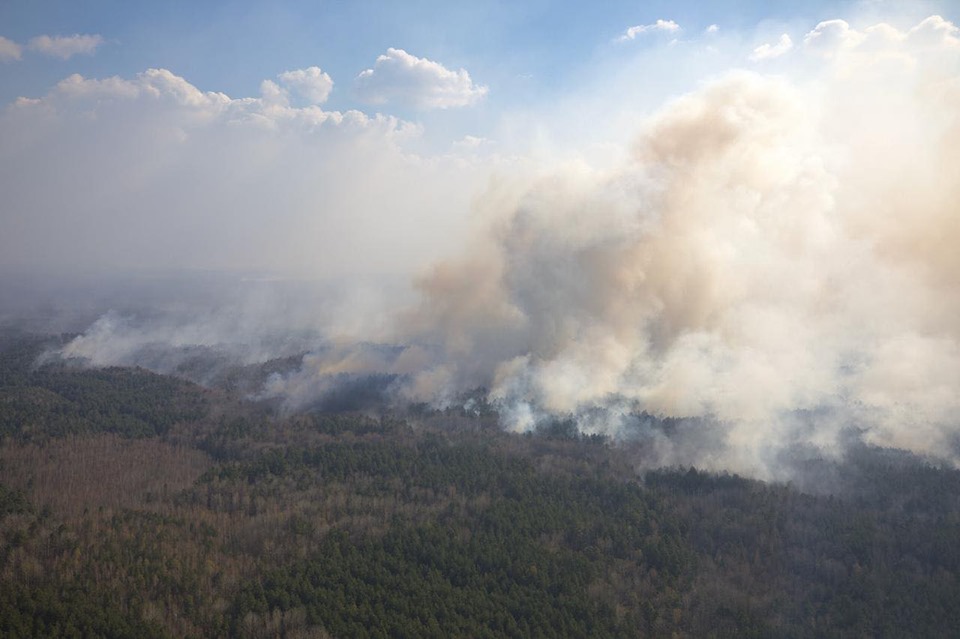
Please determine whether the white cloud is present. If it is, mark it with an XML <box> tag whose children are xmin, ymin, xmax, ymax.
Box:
<box><xmin>49</xmin><ymin>68</ymin><xmax>232</xmax><ymax>108</ymax></box>
<box><xmin>749</xmin><ymin>33</ymin><xmax>793</xmax><ymax>61</ymax></box>
<box><xmin>0</xmin><ymin>36</ymin><xmax>22</xmax><ymax>62</ymax></box>
<box><xmin>355</xmin><ymin>48</ymin><xmax>487</xmax><ymax>109</ymax></box>
<box><xmin>617</xmin><ymin>19</ymin><xmax>681</xmax><ymax>42</ymax></box>
<box><xmin>803</xmin><ymin>16</ymin><xmax>958</xmax><ymax>56</ymax></box>
<box><xmin>28</xmin><ymin>33</ymin><xmax>104</xmax><ymax>59</ymax></box>
<box><xmin>907</xmin><ymin>15</ymin><xmax>960</xmax><ymax>49</ymax></box>
<box><xmin>803</xmin><ymin>19</ymin><xmax>864</xmax><ymax>55</ymax></box>
<box><xmin>55</xmin><ymin>73</ymin><xmax>141</xmax><ymax>100</ymax></box>
<box><xmin>451</xmin><ymin>134</ymin><xmax>494</xmax><ymax>154</ymax></box>
<box><xmin>800</xmin><ymin>15</ymin><xmax>960</xmax><ymax>74</ymax></box>
<box><xmin>278</xmin><ymin>66</ymin><xmax>334</xmax><ymax>104</ymax></box>
<box><xmin>259</xmin><ymin>79</ymin><xmax>289</xmax><ymax>106</ymax></box>
<box><xmin>705</xmin><ymin>24</ymin><xmax>720</xmax><ymax>35</ymax></box>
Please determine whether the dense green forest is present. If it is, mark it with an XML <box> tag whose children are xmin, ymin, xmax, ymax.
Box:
<box><xmin>1</xmin><ymin>331</ymin><xmax>960</xmax><ymax>637</ymax></box>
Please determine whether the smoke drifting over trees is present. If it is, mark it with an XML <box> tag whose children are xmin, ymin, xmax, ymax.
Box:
<box><xmin>6</xmin><ymin>15</ymin><xmax>960</xmax><ymax>478</ymax></box>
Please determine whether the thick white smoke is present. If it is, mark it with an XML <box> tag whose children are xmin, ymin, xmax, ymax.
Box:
<box><xmin>280</xmin><ymin>16</ymin><xmax>960</xmax><ymax>475</ymax></box>
<box><xmin>52</xmin><ymin>15</ymin><xmax>960</xmax><ymax>477</ymax></box>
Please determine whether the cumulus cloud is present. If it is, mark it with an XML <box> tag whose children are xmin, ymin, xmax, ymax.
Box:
<box><xmin>803</xmin><ymin>19</ymin><xmax>864</xmax><ymax>55</ymax></box>
<box><xmin>278</xmin><ymin>66</ymin><xmax>334</xmax><ymax>104</ymax></box>
<box><xmin>907</xmin><ymin>14</ymin><xmax>960</xmax><ymax>48</ymax></box>
<box><xmin>355</xmin><ymin>48</ymin><xmax>487</xmax><ymax>109</ymax></box>
<box><xmin>47</xmin><ymin>68</ymin><xmax>236</xmax><ymax>110</ymax></box>
<box><xmin>803</xmin><ymin>16</ymin><xmax>960</xmax><ymax>57</ymax></box>
<box><xmin>0</xmin><ymin>36</ymin><xmax>22</xmax><ymax>62</ymax></box>
<box><xmin>27</xmin><ymin>33</ymin><xmax>103</xmax><ymax>59</ymax></box>
<box><xmin>749</xmin><ymin>33</ymin><xmax>793</xmax><ymax>60</ymax></box>
<box><xmin>451</xmin><ymin>135</ymin><xmax>494</xmax><ymax>154</ymax></box>
<box><xmin>617</xmin><ymin>19</ymin><xmax>681</xmax><ymax>42</ymax></box>
<box><xmin>799</xmin><ymin>14</ymin><xmax>960</xmax><ymax>78</ymax></box>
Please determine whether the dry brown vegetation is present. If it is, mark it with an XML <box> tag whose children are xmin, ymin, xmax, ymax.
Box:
<box><xmin>0</xmin><ymin>433</ymin><xmax>211</xmax><ymax>520</ymax></box>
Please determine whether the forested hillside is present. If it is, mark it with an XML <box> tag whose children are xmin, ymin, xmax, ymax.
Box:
<box><xmin>1</xmin><ymin>332</ymin><xmax>959</xmax><ymax>638</ymax></box>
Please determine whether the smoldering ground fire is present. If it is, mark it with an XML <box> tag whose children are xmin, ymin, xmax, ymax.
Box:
<box><xmin>28</xmin><ymin>15</ymin><xmax>960</xmax><ymax>478</ymax></box>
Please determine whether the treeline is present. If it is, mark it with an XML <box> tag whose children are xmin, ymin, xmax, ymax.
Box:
<box><xmin>0</xmin><ymin>333</ymin><xmax>207</xmax><ymax>440</ymax></box>
<box><xmin>1</xmin><ymin>331</ymin><xmax>960</xmax><ymax>637</ymax></box>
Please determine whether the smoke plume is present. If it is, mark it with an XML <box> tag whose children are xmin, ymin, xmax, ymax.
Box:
<box><xmin>46</xmin><ymin>15</ymin><xmax>960</xmax><ymax>478</ymax></box>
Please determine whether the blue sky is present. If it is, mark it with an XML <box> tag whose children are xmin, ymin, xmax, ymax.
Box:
<box><xmin>2</xmin><ymin>0</ymin><xmax>952</xmax><ymax>121</ymax></box>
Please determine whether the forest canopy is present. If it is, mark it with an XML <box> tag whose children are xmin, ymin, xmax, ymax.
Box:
<box><xmin>1</xmin><ymin>331</ymin><xmax>959</xmax><ymax>638</ymax></box>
